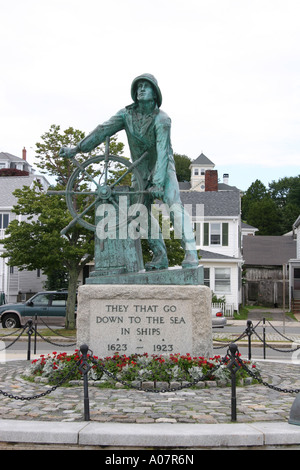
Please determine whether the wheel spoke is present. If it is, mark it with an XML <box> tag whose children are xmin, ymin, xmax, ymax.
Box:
<box><xmin>111</xmin><ymin>190</ymin><xmax>147</xmax><ymax>196</ymax></box>
<box><xmin>104</xmin><ymin>136</ymin><xmax>110</xmax><ymax>185</ymax></box>
<box><xmin>110</xmin><ymin>151</ymin><xmax>148</xmax><ymax>189</ymax></box>
<box><xmin>61</xmin><ymin>198</ymin><xmax>98</xmax><ymax>234</ymax></box>
<box><xmin>72</xmin><ymin>158</ymin><xmax>100</xmax><ymax>188</ymax></box>
<box><xmin>70</xmin><ymin>191</ymin><xmax>98</xmax><ymax>195</ymax></box>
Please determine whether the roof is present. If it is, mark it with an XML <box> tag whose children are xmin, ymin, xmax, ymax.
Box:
<box><xmin>178</xmin><ymin>181</ymin><xmax>191</xmax><ymax>190</ymax></box>
<box><xmin>179</xmin><ymin>181</ymin><xmax>240</xmax><ymax>192</ymax></box>
<box><xmin>199</xmin><ymin>249</ymin><xmax>239</xmax><ymax>261</ymax></box>
<box><xmin>0</xmin><ymin>176</ymin><xmax>48</xmax><ymax>207</ymax></box>
<box><xmin>293</xmin><ymin>215</ymin><xmax>300</xmax><ymax>230</ymax></box>
<box><xmin>0</xmin><ymin>152</ymin><xmax>24</xmax><ymax>163</ymax></box>
<box><xmin>242</xmin><ymin>222</ymin><xmax>258</xmax><ymax>230</ymax></box>
<box><xmin>242</xmin><ymin>235</ymin><xmax>296</xmax><ymax>266</ymax></box>
<box><xmin>179</xmin><ymin>190</ymin><xmax>240</xmax><ymax>217</ymax></box>
<box><xmin>190</xmin><ymin>153</ymin><xmax>215</xmax><ymax>167</ymax></box>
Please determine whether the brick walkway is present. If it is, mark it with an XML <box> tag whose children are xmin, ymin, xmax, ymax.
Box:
<box><xmin>0</xmin><ymin>360</ymin><xmax>299</xmax><ymax>424</ymax></box>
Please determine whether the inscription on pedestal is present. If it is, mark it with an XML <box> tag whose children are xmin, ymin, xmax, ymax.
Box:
<box><xmin>90</xmin><ymin>300</ymin><xmax>191</xmax><ymax>356</ymax></box>
<box><xmin>77</xmin><ymin>284</ymin><xmax>213</xmax><ymax>358</ymax></box>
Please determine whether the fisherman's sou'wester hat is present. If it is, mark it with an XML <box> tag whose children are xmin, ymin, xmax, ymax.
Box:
<box><xmin>131</xmin><ymin>73</ymin><xmax>162</xmax><ymax>108</ymax></box>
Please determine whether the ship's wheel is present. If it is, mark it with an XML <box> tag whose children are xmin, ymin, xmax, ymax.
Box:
<box><xmin>49</xmin><ymin>139</ymin><xmax>148</xmax><ymax>235</ymax></box>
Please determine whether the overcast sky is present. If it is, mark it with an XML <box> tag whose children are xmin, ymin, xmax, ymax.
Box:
<box><xmin>1</xmin><ymin>0</ymin><xmax>299</xmax><ymax>191</ymax></box>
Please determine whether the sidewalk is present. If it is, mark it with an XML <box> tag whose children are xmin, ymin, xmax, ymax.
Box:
<box><xmin>1</xmin><ymin>419</ymin><xmax>300</xmax><ymax>449</ymax></box>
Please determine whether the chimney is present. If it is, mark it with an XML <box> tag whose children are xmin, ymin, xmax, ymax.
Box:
<box><xmin>223</xmin><ymin>173</ymin><xmax>229</xmax><ymax>185</ymax></box>
<box><xmin>22</xmin><ymin>147</ymin><xmax>27</xmax><ymax>161</ymax></box>
<box><xmin>205</xmin><ymin>169</ymin><xmax>218</xmax><ymax>191</ymax></box>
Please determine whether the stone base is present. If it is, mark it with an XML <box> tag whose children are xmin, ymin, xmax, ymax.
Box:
<box><xmin>86</xmin><ymin>266</ymin><xmax>203</xmax><ymax>285</ymax></box>
<box><xmin>77</xmin><ymin>284</ymin><xmax>213</xmax><ymax>358</ymax></box>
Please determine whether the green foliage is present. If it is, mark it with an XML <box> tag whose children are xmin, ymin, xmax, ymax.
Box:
<box><xmin>2</xmin><ymin>182</ymin><xmax>94</xmax><ymax>328</ymax></box>
<box><xmin>241</xmin><ymin>175</ymin><xmax>300</xmax><ymax>235</ymax></box>
<box><xmin>174</xmin><ymin>153</ymin><xmax>191</xmax><ymax>182</ymax></box>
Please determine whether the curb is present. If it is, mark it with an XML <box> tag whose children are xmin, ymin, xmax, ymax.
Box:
<box><xmin>1</xmin><ymin>419</ymin><xmax>300</xmax><ymax>448</ymax></box>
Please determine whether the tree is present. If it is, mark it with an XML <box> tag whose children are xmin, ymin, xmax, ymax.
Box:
<box><xmin>241</xmin><ymin>175</ymin><xmax>300</xmax><ymax>235</ymax></box>
<box><xmin>2</xmin><ymin>182</ymin><xmax>95</xmax><ymax>329</ymax></box>
<box><xmin>241</xmin><ymin>179</ymin><xmax>268</xmax><ymax>222</ymax></box>
<box><xmin>268</xmin><ymin>175</ymin><xmax>300</xmax><ymax>233</ymax></box>
<box><xmin>2</xmin><ymin>125</ymin><xmax>124</xmax><ymax>329</ymax></box>
<box><xmin>174</xmin><ymin>153</ymin><xmax>191</xmax><ymax>182</ymax></box>
<box><xmin>246</xmin><ymin>198</ymin><xmax>282</xmax><ymax>235</ymax></box>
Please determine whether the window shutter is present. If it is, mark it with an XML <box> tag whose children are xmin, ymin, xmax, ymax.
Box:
<box><xmin>204</xmin><ymin>223</ymin><xmax>209</xmax><ymax>246</ymax></box>
<box><xmin>222</xmin><ymin>223</ymin><xmax>229</xmax><ymax>246</ymax></box>
<box><xmin>195</xmin><ymin>223</ymin><xmax>201</xmax><ymax>245</ymax></box>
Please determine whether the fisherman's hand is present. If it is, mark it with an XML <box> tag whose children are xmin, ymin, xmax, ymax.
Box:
<box><xmin>149</xmin><ymin>185</ymin><xmax>164</xmax><ymax>199</ymax></box>
<box><xmin>59</xmin><ymin>146</ymin><xmax>78</xmax><ymax>159</ymax></box>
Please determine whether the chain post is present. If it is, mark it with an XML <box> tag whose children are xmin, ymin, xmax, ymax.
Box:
<box><xmin>79</xmin><ymin>344</ymin><xmax>91</xmax><ymax>421</ymax></box>
<box><xmin>33</xmin><ymin>315</ymin><xmax>38</xmax><ymax>355</ymax></box>
<box><xmin>245</xmin><ymin>320</ymin><xmax>254</xmax><ymax>360</ymax></box>
<box><xmin>263</xmin><ymin>317</ymin><xmax>266</xmax><ymax>359</ymax></box>
<box><xmin>226</xmin><ymin>342</ymin><xmax>240</xmax><ymax>422</ymax></box>
<box><xmin>26</xmin><ymin>319</ymin><xmax>34</xmax><ymax>361</ymax></box>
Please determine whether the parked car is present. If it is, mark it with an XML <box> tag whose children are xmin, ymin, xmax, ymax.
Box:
<box><xmin>212</xmin><ymin>306</ymin><xmax>227</xmax><ymax>328</ymax></box>
<box><xmin>0</xmin><ymin>291</ymin><xmax>72</xmax><ymax>328</ymax></box>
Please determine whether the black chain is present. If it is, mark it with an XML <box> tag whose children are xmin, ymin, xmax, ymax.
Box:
<box><xmin>265</xmin><ymin>319</ymin><xmax>300</xmax><ymax>343</ymax></box>
<box><xmin>0</xmin><ymin>324</ymin><xmax>28</xmax><ymax>352</ymax></box>
<box><xmin>253</xmin><ymin>329</ymin><xmax>300</xmax><ymax>353</ymax></box>
<box><xmin>35</xmin><ymin>329</ymin><xmax>76</xmax><ymax>348</ymax></box>
<box><xmin>0</xmin><ymin>359</ymin><xmax>81</xmax><ymax>401</ymax></box>
<box><xmin>38</xmin><ymin>317</ymin><xmax>75</xmax><ymax>339</ymax></box>
<box><xmin>213</xmin><ymin>332</ymin><xmax>247</xmax><ymax>349</ymax></box>
<box><xmin>236</xmin><ymin>356</ymin><xmax>300</xmax><ymax>394</ymax></box>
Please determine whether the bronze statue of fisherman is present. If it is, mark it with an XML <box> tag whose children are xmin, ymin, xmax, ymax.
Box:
<box><xmin>60</xmin><ymin>73</ymin><xmax>198</xmax><ymax>270</ymax></box>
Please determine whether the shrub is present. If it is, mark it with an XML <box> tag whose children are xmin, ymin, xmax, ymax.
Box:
<box><xmin>24</xmin><ymin>350</ymin><xmax>260</xmax><ymax>387</ymax></box>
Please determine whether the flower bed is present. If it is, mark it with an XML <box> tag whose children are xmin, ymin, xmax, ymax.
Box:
<box><xmin>23</xmin><ymin>350</ymin><xmax>260</xmax><ymax>389</ymax></box>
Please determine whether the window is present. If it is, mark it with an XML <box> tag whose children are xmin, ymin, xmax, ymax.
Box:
<box><xmin>0</xmin><ymin>214</ymin><xmax>9</xmax><ymax>229</ymax></box>
<box><xmin>215</xmin><ymin>268</ymin><xmax>231</xmax><ymax>293</ymax></box>
<box><xmin>194</xmin><ymin>168</ymin><xmax>199</xmax><ymax>176</ymax></box>
<box><xmin>211</xmin><ymin>223</ymin><xmax>221</xmax><ymax>245</ymax></box>
<box><xmin>51</xmin><ymin>293</ymin><xmax>67</xmax><ymax>307</ymax></box>
<box><xmin>204</xmin><ymin>267</ymin><xmax>210</xmax><ymax>287</ymax></box>
<box><xmin>294</xmin><ymin>268</ymin><xmax>300</xmax><ymax>290</ymax></box>
<box><xmin>203</xmin><ymin>222</ymin><xmax>229</xmax><ymax>246</ymax></box>
<box><xmin>31</xmin><ymin>294</ymin><xmax>51</xmax><ymax>305</ymax></box>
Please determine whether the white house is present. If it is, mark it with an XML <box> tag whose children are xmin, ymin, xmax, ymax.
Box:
<box><xmin>177</xmin><ymin>154</ymin><xmax>244</xmax><ymax>312</ymax></box>
<box><xmin>0</xmin><ymin>150</ymin><xmax>49</xmax><ymax>303</ymax></box>
<box><xmin>289</xmin><ymin>215</ymin><xmax>300</xmax><ymax>314</ymax></box>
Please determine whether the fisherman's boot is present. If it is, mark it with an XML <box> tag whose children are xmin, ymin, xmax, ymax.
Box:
<box><xmin>146</xmin><ymin>216</ymin><xmax>169</xmax><ymax>270</ymax></box>
<box><xmin>145</xmin><ymin>252</ymin><xmax>169</xmax><ymax>271</ymax></box>
<box><xmin>181</xmin><ymin>250</ymin><xmax>199</xmax><ymax>268</ymax></box>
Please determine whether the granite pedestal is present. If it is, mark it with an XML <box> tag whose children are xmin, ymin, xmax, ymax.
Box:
<box><xmin>77</xmin><ymin>278</ymin><xmax>213</xmax><ymax>358</ymax></box>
